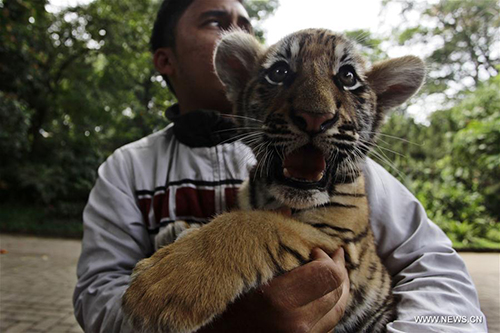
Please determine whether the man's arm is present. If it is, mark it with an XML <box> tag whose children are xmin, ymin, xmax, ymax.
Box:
<box><xmin>73</xmin><ymin>148</ymin><xmax>152</xmax><ymax>332</ymax></box>
<box><xmin>365</xmin><ymin>158</ymin><xmax>487</xmax><ymax>333</ymax></box>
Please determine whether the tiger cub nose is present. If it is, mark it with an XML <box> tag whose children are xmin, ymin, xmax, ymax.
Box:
<box><xmin>291</xmin><ymin>111</ymin><xmax>337</xmax><ymax>134</ymax></box>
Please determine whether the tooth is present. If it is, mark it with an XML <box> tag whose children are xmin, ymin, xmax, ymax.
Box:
<box><xmin>315</xmin><ymin>171</ymin><xmax>324</xmax><ymax>182</ymax></box>
<box><xmin>283</xmin><ymin>168</ymin><xmax>291</xmax><ymax>178</ymax></box>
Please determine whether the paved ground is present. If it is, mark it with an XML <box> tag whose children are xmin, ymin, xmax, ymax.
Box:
<box><xmin>460</xmin><ymin>252</ymin><xmax>500</xmax><ymax>333</ymax></box>
<box><xmin>0</xmin><ymin>235</ymin><xmax>83</xmax><ymax>333</ymax></box>
<box><xmin>0</xmin><ymin>234</ymin><xmax>499</xmax><ymax>333</ymax></box>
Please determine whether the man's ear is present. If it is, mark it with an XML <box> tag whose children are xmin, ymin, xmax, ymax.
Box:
<box><xmin>366</xmin><ymin>56</ymin><xmax>426</xmax><ymax>112</ymax></box>
<box><xmin>213</xmin><ymin>30</ymin><xmax>264</xmax><ymax>103</ymax></box>
<box><xmin>153</xmin><ymin>48</ymin><xmax>176</xmax><ymax>76</ymax></box>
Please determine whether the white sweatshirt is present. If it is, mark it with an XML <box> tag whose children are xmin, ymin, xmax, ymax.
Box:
<box><xmin>73</xmin><ymin>112</ymin><xmax>487</xmax><ymax>333</ymax></box>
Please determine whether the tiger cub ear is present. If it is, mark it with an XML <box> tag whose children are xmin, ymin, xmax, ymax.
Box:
<box><xmin>366</xmin><ymin>56</ymin><xmax>426</xmax><ymax>111</ymax></box>
<box><xmin>214</xmin><ymin>30</ymin><xmax>265</xmax><ymax>103</ymax></box>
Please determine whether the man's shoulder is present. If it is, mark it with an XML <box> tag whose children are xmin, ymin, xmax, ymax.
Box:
<box><xmin>364</xmin><ymin>158</ymin><xmax>395</xmax><ymax>180</ymax></box>
<box><xmin>103</xmin><ymin>125</ymin><xmax>174</xmax><ymax>169</ymax></box>
<box><xmin>119</xmin><ymin>125</ymin><xmax>173</xmax><ymax>153</ymax></box>
<box><xmin>363</xmin><ymin>157</ymin><xmax>418</xmax><ymax>206</ymax></box>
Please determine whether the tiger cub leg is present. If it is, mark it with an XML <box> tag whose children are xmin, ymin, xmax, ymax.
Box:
<box><xmin>122</xmin><ymin>210</ymin><xmax>341</xmax><ymax>333</ymax></box>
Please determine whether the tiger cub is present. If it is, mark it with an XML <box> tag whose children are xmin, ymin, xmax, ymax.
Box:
<box><xmin>122</xmin><ymin>29</ymin><xmax>425</xmax><ymax>333</ymax></box>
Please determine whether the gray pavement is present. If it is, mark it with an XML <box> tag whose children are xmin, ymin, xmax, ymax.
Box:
<box><xmin>0</xmin><ymin>234</ymin><xmax>499</xmax><ymax>333</ymax></box>
<box><xmin>460</xmin><ymin>252</ymin><xmax>500</xmax><ymax>333</ymax></box>
<box><xmin>0</xmin><ymin>235</ymin><xmax>83</xmax><ymax>333</ymax></box>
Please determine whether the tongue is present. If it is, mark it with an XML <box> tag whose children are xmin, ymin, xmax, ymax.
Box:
<box><xmin>283</xmin><ymin>145</ymin><xmax>326</xmax><ymax>181</ymax></box>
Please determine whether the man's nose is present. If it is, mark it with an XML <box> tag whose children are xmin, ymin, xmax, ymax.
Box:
<box><xmin>291</xmin><ymin>111</ymin><xmax>338</xmax><ymax>134</ymax></box>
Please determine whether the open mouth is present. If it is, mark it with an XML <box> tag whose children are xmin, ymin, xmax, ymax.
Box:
<box><xmin>275</xmin><ymin>144</ymin><xmax>328</xmax><ymax>188</ymax></box>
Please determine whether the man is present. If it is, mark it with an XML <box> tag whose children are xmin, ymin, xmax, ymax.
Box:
<box><xmin>73</xmin><ymin>0</ymin><xmax>487</xmax><ymax>332</ymax></box>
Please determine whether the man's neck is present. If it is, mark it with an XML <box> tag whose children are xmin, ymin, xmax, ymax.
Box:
<box><xmin>165</xmin><ymin>104</ymin><xmax>238</xmax><ymax>148</ymax></box>
<box><xmin>176</xmin><ymin>96</ymin><xmax>233</xmax><ymax>115</ymax></box>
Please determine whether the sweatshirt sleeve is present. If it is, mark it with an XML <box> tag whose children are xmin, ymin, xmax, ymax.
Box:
<box><xmin>73</xmin><ymin>148</ymin><xmax>154</xmax><ymax>333</ymax></box>
<box><xmin>364</xmin><ymin>159</ymin><xmax>488</xmax><ymax>333</ymax></box>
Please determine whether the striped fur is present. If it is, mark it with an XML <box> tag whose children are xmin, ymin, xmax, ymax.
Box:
<box><xmin>122</xmin><ymin>29</ymin><xmax>424</xmax><ymax>333</ymax></box>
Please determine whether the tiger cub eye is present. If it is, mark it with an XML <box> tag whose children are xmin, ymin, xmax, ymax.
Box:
<box><xmin>338</xmin><ymin>65</ymin><xmax>357</xmax><ymax>88</ymax></box>
<box><xmin>266</xmin><ymin>62</ymin><xmax>290</xmax><ymax>84</ymax></box>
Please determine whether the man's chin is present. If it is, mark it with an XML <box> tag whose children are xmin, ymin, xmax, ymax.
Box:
<box><xmin>212</xmin><ymin>88</ymin><xmax>233</xmax><ymax>114</ymax></box>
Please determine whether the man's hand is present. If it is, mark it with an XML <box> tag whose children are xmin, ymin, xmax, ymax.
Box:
<box><xmin>201</xmin><ymin>247</ymin><xmax>350</xmax><ymax>333</ymax></box>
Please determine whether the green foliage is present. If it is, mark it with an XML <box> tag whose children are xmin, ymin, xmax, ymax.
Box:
<box><xmin>0</xmin><ymin>203</ymin><xmax>83</xmax><ymax>238</ymax></box>
<box><xmin>376</xmin><ymin>74</ymin><xmax>500</xmax><ymax>249</ymax></box>
<box><xmin>375</xmin><ymin>0</ymin><xmax>500</xmax><ymax>249</ymax></box>
<box><xmin>384</xmin><ymin>0</ymin><xmax>499</xmax><ymax>99</ymax></box>
<box><xmin>0</xmin><ymin>0</ymin><xmax>168</xmax><ymax>219</ymax></box>
<box><xmin>0</xmin><ymin>92</ymin><xmax>32</xmax><ymax>161</ymax></box>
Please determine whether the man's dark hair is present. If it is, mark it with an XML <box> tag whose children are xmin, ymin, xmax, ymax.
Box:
<box><xmin>151</xmin><ymin>0</ymin><xmax>197</xmax><ymax>95</ymax></box>
<box><xmin>151</xmin><ymin>0</ymin><xmax>196</xmax><ymax>52</ymax></box>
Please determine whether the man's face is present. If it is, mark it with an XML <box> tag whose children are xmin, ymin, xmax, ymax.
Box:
<box><xmin>168</xmin><ymin>0</ymin><xmax>252</xmax><ymax>114</ymax></box>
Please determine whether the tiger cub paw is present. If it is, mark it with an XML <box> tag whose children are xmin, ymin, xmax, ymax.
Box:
<box><xmin>122</xmin><ymin>229</ymin><xmax>240</xmax><ymax>333</ymax></box>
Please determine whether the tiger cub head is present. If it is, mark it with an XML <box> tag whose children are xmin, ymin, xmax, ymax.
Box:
<box><xmin>214</xmin><ymin>29</ymin><xmax>425</xmax><ymax>209</ymax></box>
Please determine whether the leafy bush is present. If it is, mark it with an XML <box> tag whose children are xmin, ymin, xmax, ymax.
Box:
<box><xmin>377</xmin><ymin>74</ymin><xmax>500</xmax><ymax>249</ymax></box>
